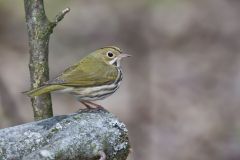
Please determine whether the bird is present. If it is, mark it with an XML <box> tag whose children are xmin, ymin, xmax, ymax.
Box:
<box><xmin>24</xmin><ymin>46</ymin><xmax>130</xmax><ymax>108</ymax></box>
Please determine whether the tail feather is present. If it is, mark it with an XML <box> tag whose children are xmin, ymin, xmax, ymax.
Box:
<box><xmin>23</xmin><ymin>85</ymin><xmax>67</xmax><ymax>97</ymax></box>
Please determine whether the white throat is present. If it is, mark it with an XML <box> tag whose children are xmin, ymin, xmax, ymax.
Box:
<box><xmin>109</xmin><ymin>57</ymin><xmax>121</xmax><ymax>67</ymax></box>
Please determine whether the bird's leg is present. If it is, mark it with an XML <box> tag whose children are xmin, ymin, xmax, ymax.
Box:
<box><xmin>98</xmin><ymin>151</ymin><xmax>106</xmax><ymax>160</ymax></box>
<box><xmin>81</xmin><ymin>101</ymin><xmax>94</xmax><ymax>109</ymax></box>
<box><xmin>85</xmin><ymin>101</ymin><xmax>104</xmax><ymax>109</ymax></box>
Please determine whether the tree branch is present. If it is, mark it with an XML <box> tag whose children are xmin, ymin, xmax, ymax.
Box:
<box><xmin>0</xmin><ymin>109</ymin><xmax>130</xmax><ymax>160</ymax></box>
<box><xmin>51</xmin><ymin>7</ymin><xmax>70</xmax><ymax>28</ymax></box>
<box><xmin>23</xmin><ymin>0</ymin><xmax>69</xmax><ymax>120</ymax></box>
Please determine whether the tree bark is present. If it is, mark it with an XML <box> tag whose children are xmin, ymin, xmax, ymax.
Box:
<box><xmin>24</xmin><ymin>0</ymin><xmax>69</xmax><ymax>120</ymax></box>
<box><xmin>0</xmin><ymin>109</ymin><xmax>130</xmax><ymax>160</ymax></box>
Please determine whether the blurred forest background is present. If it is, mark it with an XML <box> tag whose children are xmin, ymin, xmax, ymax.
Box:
<box><xmin>1</xmin><ymin>0</ymin><xmax>240</xmax><ymax>160</ymax></box>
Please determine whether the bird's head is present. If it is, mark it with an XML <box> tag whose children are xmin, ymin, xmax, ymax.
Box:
<box><xmin>94</xmin><ymin>46</ymin><xmax>131</xmax><ymax>67</ymax></box>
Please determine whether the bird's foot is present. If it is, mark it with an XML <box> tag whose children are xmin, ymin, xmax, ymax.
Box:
<box><xmin>87</xmin><ymin>101</ymin><xmax>104</xmax><ymax>109</ymax></box>
<box><xmin>81</xmin><ymin>101</ymin><xmax>105</xmax><ymax>110</ymax></box>
<box><xmin>81</xmin><ymin>101</ymin><xmax>94</xmax><ymax>109</ymax></box>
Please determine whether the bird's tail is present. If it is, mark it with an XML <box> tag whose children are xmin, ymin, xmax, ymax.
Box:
<box><xmin>23</xmin><ymin>85</ymin><xmax>67</xmax><ymax>97</ymax></box>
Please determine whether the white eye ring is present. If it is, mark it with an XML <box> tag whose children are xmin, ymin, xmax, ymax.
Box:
<box><xmin>106</xmin><ymin>51</ymin><xmax>114</xmax><ymax>58</ymax></box>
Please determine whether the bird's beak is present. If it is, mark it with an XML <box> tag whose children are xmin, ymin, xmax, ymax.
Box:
<box><xmin>118</xmin><ymin>53</ymin><xmax>131</xmax><ymax>58</ymax></box>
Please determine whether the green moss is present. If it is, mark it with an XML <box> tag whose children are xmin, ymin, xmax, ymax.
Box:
<box><xmin>55</xmin><ymin>150</ymin><xmax>64</xmax><ymax>159</ymax></box>
<box><xmin>63</xmin><ymin>119</ymin><xmax>71</xmax><ymax>124</ymax></box>
<box><xmin>37</xmin><ymin>26</ymin><xmax>53</xmax><ymax>40</ymax></box>
<box><xmin>51</xmin><ymin>128</ymin><xmax>59</xmax><ymax>133</ymax></box>
<box><xmin>73</xmin><ymin>115</ymin><xmax>82</xmax><ymax>120</ymax></box>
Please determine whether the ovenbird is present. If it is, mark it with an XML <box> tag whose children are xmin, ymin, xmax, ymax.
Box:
<box><xmin>24</xmin><ymin>46</ymin><xmax>130</xmax><ymax>108</ymax></box>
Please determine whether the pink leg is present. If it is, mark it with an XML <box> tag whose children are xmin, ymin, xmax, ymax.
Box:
<box><xmin>85</xmin><ymin>101</ymin><xmax>104</xmax><ymax>109</ymax></box>
<box><xmin>81</xmin><ymin>101</ymin><xmax>94</xmax><ymax>109</ymax></box>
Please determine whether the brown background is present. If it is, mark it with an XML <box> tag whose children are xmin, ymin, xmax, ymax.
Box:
<box><xmin>1</xmin><ymin>0</ymin><xmax>240</xmax><ymax>160</ymax></box>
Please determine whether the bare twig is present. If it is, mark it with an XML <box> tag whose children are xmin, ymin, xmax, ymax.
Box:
<box><xmin>51</xmin><ymin>7</ymin><xmax>70</xmax><ymax>28</ymax></box>
<box><xmin>23</xmin><ymin>0</ymin><xmax>70</xmax><ymax>120</ymax></box>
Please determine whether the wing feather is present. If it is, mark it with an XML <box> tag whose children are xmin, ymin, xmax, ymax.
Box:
<box><xmin>46</xmin><ymin>56</ymin><xmax>118</xmax><ymax>87</ymax></box>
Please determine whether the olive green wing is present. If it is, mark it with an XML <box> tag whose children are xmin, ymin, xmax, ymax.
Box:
<box><xmin>46</xmin><ymin>56</ymin><xmax>118</xmax><ymax>87</ymax></box>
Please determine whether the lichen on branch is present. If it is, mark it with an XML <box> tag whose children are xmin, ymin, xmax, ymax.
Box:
<box><xmin>0</xmin><ymin>109</ymin><xmax>130</xmax><ymax>160</ymax></box>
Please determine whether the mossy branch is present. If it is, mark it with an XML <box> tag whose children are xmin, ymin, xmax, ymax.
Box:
<box><xmin>0</xmin><ymin>109</ymin><xmax>130</xmax><ymax>160</ymax></box>
<box><xmin>23</xmin><ymin>0</ymin><xmax>70</xmax><ymax>120</ymax></box>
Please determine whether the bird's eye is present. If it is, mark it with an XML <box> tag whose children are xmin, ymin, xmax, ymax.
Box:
<box><xmin>107</xmin><ymin>51</ymin><xmax>114</xmax><ymax>58</ymax></box>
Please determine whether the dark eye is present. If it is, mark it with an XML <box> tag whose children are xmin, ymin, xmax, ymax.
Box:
<box><xmin>107</xmin><ymin>51</ymin><xmax>113</xmax><ymax>58</ymax></box>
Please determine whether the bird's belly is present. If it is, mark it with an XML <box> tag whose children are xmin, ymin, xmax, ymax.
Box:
<box><xmin>70</xmin><ymin>82</ymin><xmax>121</xmax><ymax>101</ymax></box>
<box><xmin>59</xmin><ymin>67</ymin><xmax>123</xmax><ymax>101</ymax></box>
